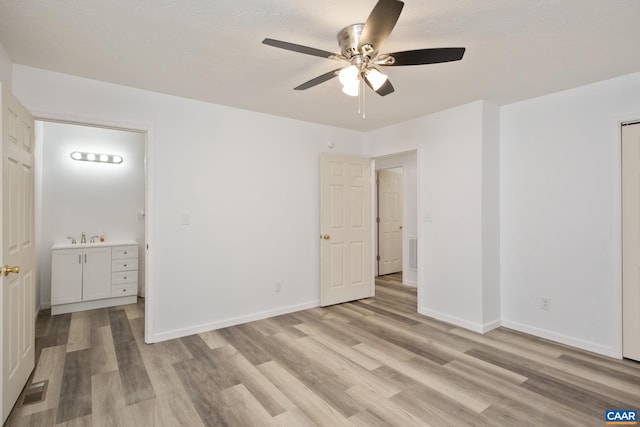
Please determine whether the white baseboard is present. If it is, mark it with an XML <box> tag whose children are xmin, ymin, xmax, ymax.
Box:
<box><xmin>501</xmin><ymin>319</ymin><xmax>619</xmax><ymax>359</ymax></box>
<box><xmin>52</xmin><ymin>296</ymin><xmax>136</xmax><ymax>315</ymax></box>
<box><xmin>40</xmin><ymin>302</ymin><xmax>51</xmax><ymax>309</ymax></box>
<box><xmin>403</xmin><ymin>279</ymin><xmax>417</xmax><ymax>288</ymax></box>
<box><xmin>150</xmin><ymin>300</ymin><xmax>320</xmax><ymax>343</ymax></box>
<box><xmin>418</xmin><ymin>306</ymin><xmax>501</xmax><ymax>334</ymax></box>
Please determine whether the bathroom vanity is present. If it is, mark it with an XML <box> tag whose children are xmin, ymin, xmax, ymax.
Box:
<box><xmin>51</xmin><ymin>240</ymin><xmax>139</xmax><ymax>315</ymax></box>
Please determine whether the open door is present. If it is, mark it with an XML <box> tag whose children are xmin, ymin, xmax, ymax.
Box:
<box><xmin>1</xmin><ymin>87</ymin><xmax>36</xmax><ymax>423</ymax></box>
<box><xmin>320</xmin><ymin>153</ymin><xmax>373</xmax><ymax>306</ymax></box>
<box><xmin>377</xmin><ymin>169</ymin><xmax>403</xmax><ymax>276</ymax></box>
<box><xmin>622</xmin><ymin>122</ymin><xmax>640</xmax><ymax>361</ymax></box>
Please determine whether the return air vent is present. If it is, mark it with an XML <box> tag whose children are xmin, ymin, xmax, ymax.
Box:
<box><xmin>408</xmin><ymin>236</ymin><xmax>417</xmax><ymax>270</ymax></box>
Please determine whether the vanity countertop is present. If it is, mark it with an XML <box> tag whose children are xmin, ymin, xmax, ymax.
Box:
<box><xmin>52</xmin><ymin>240</ymin><xmax>138</xmax><ymax>250</ymax></box>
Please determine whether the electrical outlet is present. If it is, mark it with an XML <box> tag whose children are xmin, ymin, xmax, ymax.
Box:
<box><xmin>275</xmin><ymin>281</ymin><xmax>282</xmax><ymax>293</ymax></box>
<box><xmin>540</xmin><ymin>297</ymin><xmax>551</xmax><ymax>311</ymax></box>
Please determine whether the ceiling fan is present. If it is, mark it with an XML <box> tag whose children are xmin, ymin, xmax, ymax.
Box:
<box><xmin>262</xmin><ymin>0</ymin><xmax>466</xmax><ymax>97</ymax></box>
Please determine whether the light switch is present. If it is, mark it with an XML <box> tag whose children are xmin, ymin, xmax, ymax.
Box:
<box><xmin>181</xmin><ymin>212</ymin><xmax>191</xmax><ymax>226</ymax></box>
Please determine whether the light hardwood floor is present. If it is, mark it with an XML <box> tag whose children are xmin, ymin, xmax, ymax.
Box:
<box><xmin>6</xmin><ymin>273</ymin><xmax>640</xmax><ymax>426</ymax></box>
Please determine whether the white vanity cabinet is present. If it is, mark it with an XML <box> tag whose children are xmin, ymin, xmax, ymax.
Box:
<box><xmin>51</xmin><ymin>241</ymin><xmax>139</xmax><ymax>315</ymax></box>
<box><xmin>51</xmin><ymin>247</ymin><xmax>111</xmax><ymax>305</ymax></box>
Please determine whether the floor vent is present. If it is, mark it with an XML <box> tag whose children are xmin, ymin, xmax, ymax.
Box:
<box><xmin>20</xmin><ymin>380</ymin><xmax>48</xmax><ymax>406</ymax></box>
<box><xmin>408</xmin><ymin>236</ymin><xmax>417</xmax><ymax>269</ymax></box>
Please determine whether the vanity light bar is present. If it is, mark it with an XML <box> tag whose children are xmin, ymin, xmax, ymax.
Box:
<box><xmin>70</xmin><ymin>151</ymin><xmax>123</xmax><ymax>164</ymax></box>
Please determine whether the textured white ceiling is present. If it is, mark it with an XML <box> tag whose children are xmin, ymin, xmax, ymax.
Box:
<box><xmin>0</xmin><ymin>0</ymin><xmax>639</xmax><ymax>131</ymax></box>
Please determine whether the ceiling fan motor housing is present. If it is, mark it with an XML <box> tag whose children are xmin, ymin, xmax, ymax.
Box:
<box><xmin>338</xmin><ymin>23</ymin><xmax>376</xmax><ymax>61</ymax></box>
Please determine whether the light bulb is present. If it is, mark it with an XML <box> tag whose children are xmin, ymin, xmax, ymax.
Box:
<box><xmin>112</xmin><ymin>155</ymin><xmax>123</xmax><ymax>164</ymax></box>
<box><xmin>70</xmin><ymin>152</ymin><xmax>82</xmax><ymax>160</ymax></box>
<box><xmin>99</xmin><ymin>154</ymin><xmax>109</xmax><ymax>162</ymax></box>
<box><xmin>86</xmin><ymin>153</ymin><xmax>96</xmax><ymax>161</ymax></box>
<box><xmin>365</xmin><ymin>68</ymin><xmax>388</xmax><ymax>91</ymax></box>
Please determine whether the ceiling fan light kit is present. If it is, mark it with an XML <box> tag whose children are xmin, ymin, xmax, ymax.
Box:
<box><xmin>263</xmin><ymin>0</ymin><xmax>466</xmax><ymax>108</ymax></box>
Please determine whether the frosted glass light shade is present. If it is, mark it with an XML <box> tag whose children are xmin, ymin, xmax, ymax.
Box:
<box><xmin>339</xmin><ymin>65</ymin><xmax>360</xmax><ymax>97</ymax></box>
<box><xmin>338</xmin><ymin>65</ymin><xmax>359</xmax><ymax>86</ymax></box>
<box><xmin>342</xmin><ymin>82</ymin><xmax>359</xmax><ymax>97</ymax></box>
<box><xmin>365</xmin><ymin>68</ymin><xmax>388</xmax><ymax>91</ymax></box>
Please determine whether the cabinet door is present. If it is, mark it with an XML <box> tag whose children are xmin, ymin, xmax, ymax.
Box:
<box><xmin>51</xmin><ymin>249</ymin><xmax>83</xmax><ymax>305</ymax></box>
<box><xmin>82</xmin><ymin>247</ymin><xmax>112</xmax><ymax>301</ymax></box>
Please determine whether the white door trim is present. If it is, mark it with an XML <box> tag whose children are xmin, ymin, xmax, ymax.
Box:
<box><xmin>28</xmin><ymin>111</ymin><xmax>157</xmax><ymax>344</ymax></box>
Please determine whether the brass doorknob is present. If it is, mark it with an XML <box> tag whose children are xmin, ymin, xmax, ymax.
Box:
<box><xmin>2</xmin><ymin>265</ymin><xmax>20</xmax><ymax>276</ymax></box>
<box><xmin>321</xmin><ymin>234</ymin><xmax>330</xmax><ymax>240</ymax></box>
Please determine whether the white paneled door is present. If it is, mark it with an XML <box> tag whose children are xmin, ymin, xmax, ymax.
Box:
<box><xmin>377</xmin><ymin>169</ymin><xmax>403</xmax><ymax>276</ymax></box>
<box><xmin>2</xmin><ymin>88</ymin><xmax>35</xmax><ymax>423</ymax></box>
<box><xmin>320</xmin><ymin>153</ymin><xmax>373</xmax><ymax>306</ymax></box>
<box><xmin>622</xmin><ymin>122</ymin><xmax>640</xmax><ymax>362</ymax></box>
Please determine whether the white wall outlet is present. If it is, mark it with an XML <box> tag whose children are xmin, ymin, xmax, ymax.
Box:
<box><xmin>275</xmin><ymin>281</ymin><xmax>282</xmax><ymax>293</ymax></box>
<box><xmin>540</xmin><ymin>297</ymin><xmax>551</xmax><ymax>311</ymax></box>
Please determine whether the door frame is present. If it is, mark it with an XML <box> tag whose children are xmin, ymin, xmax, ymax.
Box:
<box><xmin>28</xmin><ymin>110</ymin><xmax>156</xmax><ymax>343</ymax></box>
<box><xmin>618</xmin><ymin>117</ymin><xmax>640</xmax><ymax>359</ymax></box>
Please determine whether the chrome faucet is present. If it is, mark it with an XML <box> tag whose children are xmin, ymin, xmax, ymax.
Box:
<box><xmin>67</xmin><ymin>236</ymin><xmax>77</xmax><ymax>244</ymax></box>
<box><xmin>80</xmin><ymin>232</ymin><xmax>86</xmax><ymax>244</ymax></box>
<box><xmin>90</xmin><ymin>235</ymin><xmax>99</xmax><ymax>243</ymax></box>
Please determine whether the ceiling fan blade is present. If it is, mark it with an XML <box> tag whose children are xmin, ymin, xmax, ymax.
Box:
<box><xmin>262</xmin><ymin>38</ymin><xmax>337</xmax><ymax>59</ymax></box>
<box><xmin>294</xmin><ymin>69</ymin><xmax>341</xmax><ymax>90</ymax></box>
<box><xmin>359</xmin><ymin>0</ymin><xmax>404</xmax><ymax>52</ymax></box>
<box><xmin>382</xmin><ymin>47</ymin><xmax>466</xmax><ymax>66</ymax></box>
<box><xmin>364</xmin><ymin>75</ymin><xmax>395</xmax><ymax>96</ymax></box>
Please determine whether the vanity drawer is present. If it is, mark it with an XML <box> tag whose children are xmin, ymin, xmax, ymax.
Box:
<box><xmin>112</xmin><ymin>271</ymin><xmax>137</xmax><ymax>285</ymax></box>
<box><xmin>112</xmin><ymin>246</ymin><xmax>138</xmax><ymax>260</ymax></box>
<box><xmin>112</xmin><ymin>259</ymin><xmax>138</xmax><ymax>272</ymax></box>
<box><xmin>111</xmin><ymin>283</ymin><xmax>137</xmax><ymax>297</ymax></box>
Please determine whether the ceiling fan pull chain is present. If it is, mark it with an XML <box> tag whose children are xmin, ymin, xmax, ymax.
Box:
<box><xmin>362</xmin><ymin>78</ymin><xmax>366</xmax><ymax>119</ymax></box>
<box><xmin>358</xmin><ymin>78</ymin><xmax>362</xmax><ymax>116</ymax></box>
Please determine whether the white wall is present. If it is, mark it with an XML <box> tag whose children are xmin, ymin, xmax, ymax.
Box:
<box><xmin>0</xmin><ymin>41</ymin><xmax>12</xmax><ymax>87</ymax></box>
<box><xmin>500</xmin><ymin>71</ymin><xmax>640</xmax><ymax>357</ymax></box>
<box><xmin>373</xmin><ymin>151</ymin><xmax>418</xmax><ymax>286</ymax></box>
<box><xmin>12</xmin><ymin>65</ymin><xmax>363</xmax><ymax>341</ymax></box>
<box><xmin>38</xmin><ymin>122</ymin><xmax>145</xmax><ymax>305</ymax></box>
<box><xmin>481</xmin><ymin>103</ymin><xmax>501</xmax><ymax>325</ymax></box>
<box><xmin>366</xmin><ymin>101</ymin><xmax>500</xmax><ymax>332</ymax></box>
<box><xmin>14</xmin><ymin>62</ymin><xmax>639</xmax><ymax>357</ymax></box>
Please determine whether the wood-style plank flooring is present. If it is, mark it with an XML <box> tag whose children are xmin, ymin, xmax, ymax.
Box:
<box><xmin>6</xmin><ymin>273</ymin><xmax>640</xmax><ymax>426</ymax></box>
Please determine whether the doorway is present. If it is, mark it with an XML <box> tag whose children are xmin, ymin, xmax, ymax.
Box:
<box><xmin>35</xmin><ymin>121</ymin><xmax>146</xmax><ymax>317</ymax></box>
<box><xmin>373</xmin><ymin>150</ymin><xmax>418</xmax><ymax>297</ymax></box>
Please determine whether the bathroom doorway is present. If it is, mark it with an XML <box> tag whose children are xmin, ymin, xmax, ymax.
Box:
<box><xmin>373</xmin><ymin>150</ymin><xmax>418</xmax><ymax>291</ymax></box>
<box><xmin>35</xmin><ymin>121</ymin><xmax>147</xmax><ymax>315</ymax></box>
